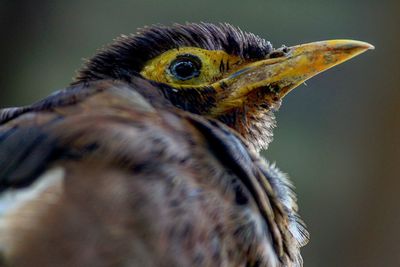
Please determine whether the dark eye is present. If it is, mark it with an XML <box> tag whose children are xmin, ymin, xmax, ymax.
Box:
<box><xmin>169</xmin><ymin>54</ymin><xmax>202</xmax><ymax>81</ymax></box>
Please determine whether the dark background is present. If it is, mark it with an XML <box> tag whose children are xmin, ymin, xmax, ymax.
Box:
<box><xmin>1</xmin><ymin>0</ymin><xmax>399</xmax><ymax>266</ymax></box>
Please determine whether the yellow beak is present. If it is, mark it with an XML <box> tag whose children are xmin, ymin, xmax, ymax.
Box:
<box><xmin>212</xmin><ymin>40</ymin><xmax>374</xmax><ymax>114</ymax></box>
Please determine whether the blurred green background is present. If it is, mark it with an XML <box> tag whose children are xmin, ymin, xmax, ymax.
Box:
<box><xmin>1</xmin><ymin>0</ymin><xmax>399</xmax><ymax>266</ymax></box>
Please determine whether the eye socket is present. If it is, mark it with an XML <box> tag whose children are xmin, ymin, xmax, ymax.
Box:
<box><xmin>169</xmin><ymin>54</ymin><xmax>202</xmax><ymax>81</ymax></box>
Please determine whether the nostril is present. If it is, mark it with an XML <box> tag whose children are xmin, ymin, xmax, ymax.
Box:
<box><xmin>282</xmin><ymin>46</ymin><xmax>290</xmax><ymax>53</ymax></box>
<box><xmin>269</xmin><ymin>46</ymin><xmax>291</xmax><ymax>58</ymax></box>
<box><xmin>269</xmin><ymin>51</ymin><xmax>285</xmax><ymax>58</ymax></box>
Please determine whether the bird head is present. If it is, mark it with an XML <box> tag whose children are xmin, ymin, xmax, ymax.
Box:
<box><xmin>75</xmin><ymin>22</ymin><xmax>373</xmax><ymax>151</ymax></box>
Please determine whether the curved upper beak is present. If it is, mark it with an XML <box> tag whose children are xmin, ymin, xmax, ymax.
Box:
<box><xmin>212</xmin><ymin>40</ymin><xmax>374</xmax><ymax>114</ymax></box>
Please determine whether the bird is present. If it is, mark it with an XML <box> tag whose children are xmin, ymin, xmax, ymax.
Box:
<box><xmin>0</xmin><ymin>23</ymin><xmax>373</xmax><ymax>267</ymax></box>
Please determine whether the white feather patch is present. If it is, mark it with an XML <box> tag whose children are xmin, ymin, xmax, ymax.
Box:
<box><xmin>0</xmin><ymin>167</ymin><xmax>65</xmax><ymax>256</ymax></box>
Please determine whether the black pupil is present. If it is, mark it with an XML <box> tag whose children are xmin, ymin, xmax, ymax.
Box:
<box><xmin>170</xmin><ymin>55</ymin><xmax>201</xmax><ymax>81</ymax></box>
<box><xmin>174</xmin><ymin>61</ymin><xmax>196</xmax><ymax>78</ymax></box>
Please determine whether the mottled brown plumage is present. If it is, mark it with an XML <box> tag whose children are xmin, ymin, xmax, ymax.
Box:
<box><xmin>0</xmin><ymin>80</ymin><xmax>306</xmax><ymax>267</ymax></box>
<box><xmin>0</xmin><ymin>23</ymin><xmax>372</xmax><ymax>267</ymax></box>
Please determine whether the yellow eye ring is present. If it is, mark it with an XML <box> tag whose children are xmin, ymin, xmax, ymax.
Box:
<box><xmin>140</xmin><ymin>47</ymin><xmax>243</xmax><ymax>88</ymax></box>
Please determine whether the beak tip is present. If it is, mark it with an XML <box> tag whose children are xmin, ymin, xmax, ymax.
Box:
<box><xmin>320</xmin><ymin>39</ymin><xmax>375</xmax><ymax>59</ymax></box>
<box><xmin>328</xmin><ymin>39</ymin><xmax>375</xmax><ymax>51</ymax></box>
<box><xmin>340</xmin><ymin>40</ymin><xmax>375</xmax><ymax>52</ymax></box>
<box><xmin>356</xmin><ymin>40</ymin><xmax>375</xmax><ymax>51</ymax></box>
<box><xmin>366</xmin><ymin>43</ymin><xmax>375</xmax><ymax>50</ymax></box>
